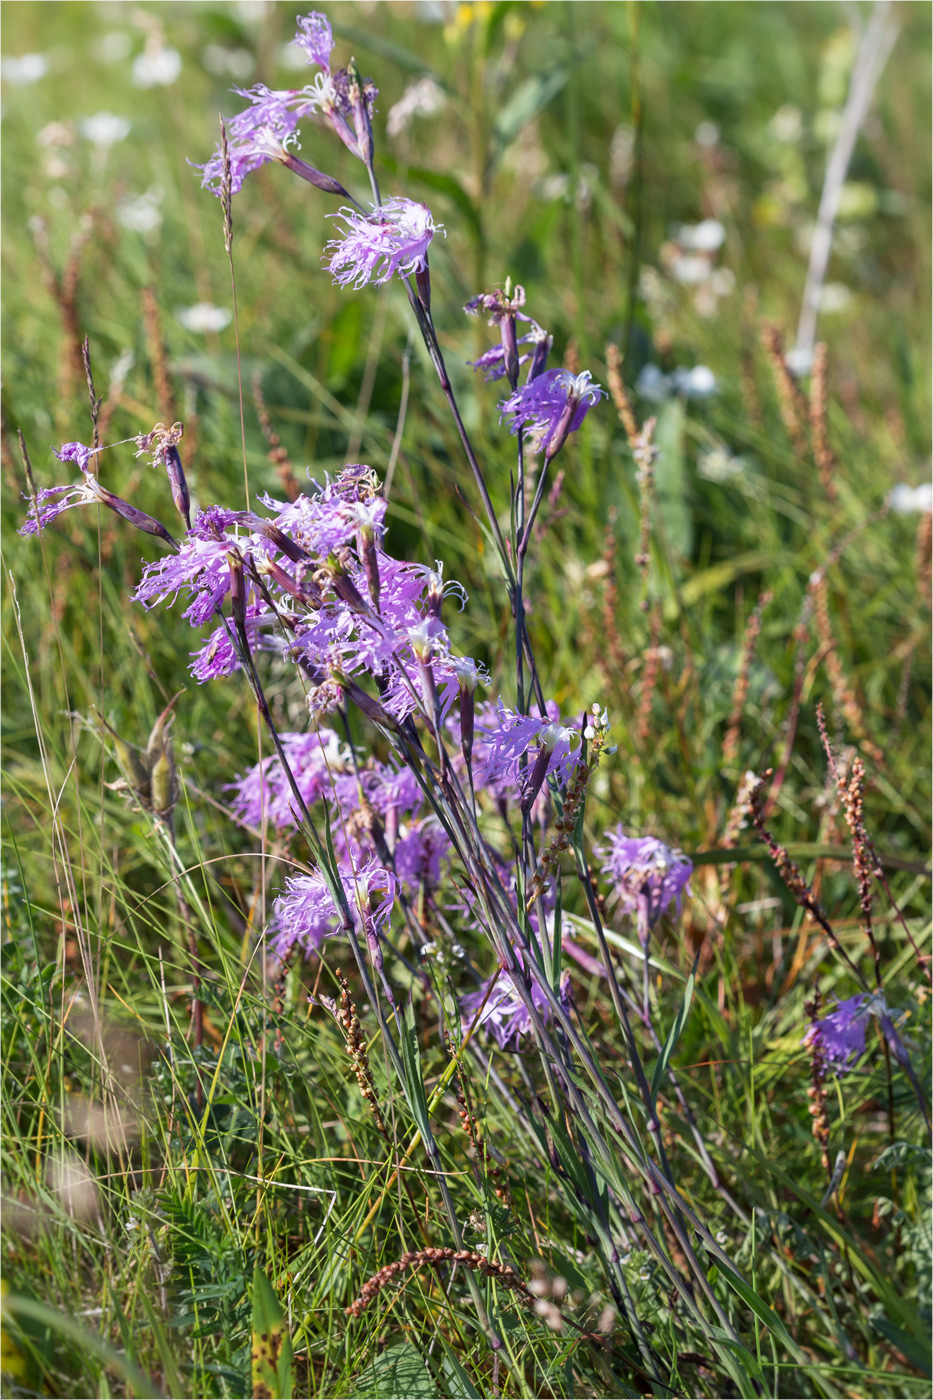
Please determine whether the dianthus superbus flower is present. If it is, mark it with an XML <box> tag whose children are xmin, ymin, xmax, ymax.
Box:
<box><xmin>460</xmin><ymin>965</ymin><xmax>573</xmax><ymax>1049</ymax></box>
<box><xmin>500</xmin><ymin>368</ymin><xmax>604</xmax><ymax>459</ymax></box>
<box><xmin>598</xmin><ymin>827</ymin><xmax>693</xmax><ymax>928</ymax></box>
<box><xmin>269</xmin><ymin>855</ymin><xmax>398</xmax><ymax>959</ymax></box>
<box><xmin>803</xmin><ymin>994</ymin><xmax>870</xmax><ymax>1075</ymax></box>
<box><xmin>325</xmin><ymin>199</ymin><xmax>442</xmax><ymax>289</ymax></box>
<box><xmin>474</xmin><ymin>701</ymin><xmax>579</xmax><ymax>805</ymax></box>
<box><xmin>21</xmin><ymin>443</ymin><xmax>176</xmax><ymax>544</ymax></box>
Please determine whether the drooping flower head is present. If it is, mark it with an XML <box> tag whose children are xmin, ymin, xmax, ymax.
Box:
<box><xmin>21</xmin><ymin>442</ymin><xmax>176</xmax><ymax>544</ymax></box>
<box><xmin>325</xmin><ymin>199</ymin><xmax>442</xmax><ymax>289</ymax></box>
<box><xmin>598</xmin><ymin>827</ymin><xmax>693</xmax><ymax>929</ymax></box>
<box><xmin>465</xmin><ymin>285</ymin><xmax>552</xmax><ymax>386</ymax></box>
<box><xmin>196</xmin><ymin>12</ymin><xmax>378</xmax><ymax>195</ymax></box>
<box><xmin>460</xmin><ymin>965</ymin><xmax>573</xmax><ymax>1049</ymax></box>
<box><xmin>500</xmin><ymin>368</ymin><xmax>605</xmax><ymax>459</ymax></box>
<box><xmin>804</xmin><ymin>994</ymin><xmax>870</xmax><ymax>1075</ymax></box>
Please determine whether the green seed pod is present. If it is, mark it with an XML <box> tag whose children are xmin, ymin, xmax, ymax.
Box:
<box><xmin>146</xmin><ymin>692</ymin><xmax>183</xmax><ymax>767</ymax></box>
<box><xmin>100</xmin><ymin>717</ymin><xmax>151</xmax><ymax>802</ymax></box>
<box><xmin>149</xmin><ymin>737</ymin><xmax>177</xmax><ymax>817</ymax></box>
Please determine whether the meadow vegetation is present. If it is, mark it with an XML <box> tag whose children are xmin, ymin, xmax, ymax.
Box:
<box><xmin>1</xmin><ymin>3</ymin><xmax>931</xmax><ymax>1398</ymax></box>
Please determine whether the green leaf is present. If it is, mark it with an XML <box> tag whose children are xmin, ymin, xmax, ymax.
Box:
<box><xmin>650</xmin><ymin>951</ymin><xmax>699</xmax><ymax>1102</ymax></box>
<box><xmin>714</xmin><ymin>1259</ymin><xmax>804</xmax><ymax>1360</ymax></box>
<box><xmin>492</xmin><ymin>69</ymin><xmax>568</xmax><ymax>155</ymax></box>
<box><xmin>438</xmin><ymin>1339</ymin><xmax>483</xmax><ymax>1399</ymax></box>
<box><xmin>138</xmin><ymin>1291</ymin><xmax>184</xmax><ymax>1399</ymax></box>
<box><xmin>354</xmin><ymin>1340</ymin><xmax>438</xmax><ymax>1398</ymax></box>
<box><xmin>871</xmin><ymin>1314</ymin><xmax>932</xmax><ymax>1377</ymax></box>
<box><xmin>398</xmin><ymin>997</ymin><xmax>433</xmax><ymax>1144</ymax></box>
<box><xmin>0</xmin><ymin>1294</ymin><xmax>159</xmax><ymax>1398</ymax></box>
<box><xmin>250</xmin><ymin>1268</ymin><xmax>294</xmax><ymax>1400</ymax></box>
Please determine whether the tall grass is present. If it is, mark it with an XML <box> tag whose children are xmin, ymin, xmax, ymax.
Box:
<box><xmin>2</xmin><ymin>4</ymin><xmax>930</xmax><ymax>1398</ymax></box>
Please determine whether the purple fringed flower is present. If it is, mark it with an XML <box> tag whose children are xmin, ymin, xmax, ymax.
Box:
<box><xmin>133</xmin><ymin>505</ymin><xmax>270</xmax><ymax>626</ymax></box>
<box><xmin>198</xmin><ymin>85</ymin><xmax>306</xmax><ymax>195</ymax></box>
<box><xmin>460</xmin><ymin>966</ymin><xmax>573</xmax><ymax>1049</ymax></box>
<box><xmin>394</xmin><ymin>819</ymin><xmax>451</xmax><ymax>888</ymax></box>
<box><xmin>22</xmin><ymin>444</ymin><xmax>176</xmax><ymax>544</ymax></box>
<box><xmin>804</xmin><ymin>994</ymin><xmax>870</xmax><ymax>1074</ymax></box>
<box><xmin>473</xmin><ymin>701</ymin><xmax>580</xmax><ymax>801</ymax></box>
<box><xmin>54</xmin><ymin>441</ymin><xmax>94</xmax><ymax>472</ymax></box>
<box><xmin>500</xmin><ymin>368</ymin><xmax>604</xmax><ymax>459</ymax></box>
<box><xmin>269</xmin><ymin>854</ymin><xmax>398</xmax><ymax>959</ymax></box>
<box><xmin>291</xmin><ymin>11</ymin><xmax>335</xmax><ymax>71</ymax></box>
<box><xmin>229</xmin><ymin>729</ymin><xmax>346</xmax><ymax>829</ymax></box>
<box><xmin>21</xmin><ymin>472</ymin><xmax>102</xmax><ymax>536</ymax></box>
<box><xmin>325</xmin><ymin>199</ymin><xmax>442</xmax><ymax>289</ymax></box>
<box><xmin>598</xmin><ymin>827</ymin><xmax>693</xmax><ymax>928</ymax></box>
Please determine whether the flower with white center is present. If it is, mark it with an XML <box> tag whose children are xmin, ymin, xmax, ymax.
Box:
<box><xmin>80</xmin><ymin>112</ymin><xmax>131</xmax><ymax>146</ymax></box>
<box><xmin>889</xmin><ymin>481</ymin><xmax>933</xmax><ymax>514</ymax></box>
<box><xmin>132</xmin><ymin>46</ymin><xmax>182</xmax><ymax>88</ymax></box>
<box><xmin>175</xmin><ymin>303</ymin><xmax>232</xmax><ymax>334</ymax></box>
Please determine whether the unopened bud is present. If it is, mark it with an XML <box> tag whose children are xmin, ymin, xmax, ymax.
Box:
<box><xmin>93</xmin><ymin>481</ymin><xmax>177</xmax><ymax>547</ymax></box>
<box><xmin>281</xmin><ymin>153</ymin><xmax>356</xmax><ymax>199</ymax></box>
<box><xmin>162</xmin><ymin>444</ymin><xmax>191</xmax><ymax>531</ymax></box>
<box><xmin>500</xmin><ymin>314</ymin><xmax>520</xmax><ymax>390</ymax></box>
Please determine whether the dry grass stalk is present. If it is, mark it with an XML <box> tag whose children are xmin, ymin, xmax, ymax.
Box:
<box><xmin>819</xmin><ymin>708</ymin><xmax>882</xmax><ymax>989</ymax></box>
<box><xmin>453</xmin><ymin>1073</ymin><xmax>512</xmax><ymax>1208</ymax></box>
<box><xmin>347</xmin><ymin>1245</ymin><xmax>531</xmax><ymax>1318</ymax></box>
<box><xmin>142</xmin><ymin>286</ymin><xmax>176</xmax><ymax>424</ymax></box>
<box><xmin>804</xmin><ymin>989</ymin><xmax>832</xmax><ymax>1176</ymax></box>
<box><xmin>334</xmin><ymin>972</ymin><xmax>387</xmax><ymax>1135</ymax></box>
<box><xmin>562</xmin><ymin>338</ymin><xmax>581</xmax><ymax>376</ymax></box>
<box><xmin>750</xmin><ymin>769</ymin><xmax>862</xmax><ymax>980</ymax></box>
<box><xmin>31</xmin><ymin>213</ymin><xmax>91</xmax><ymax>394</ymax></box>
<box><xmin>635</xmin><ymin>606</ymin><xmax>662</xmax><ymax>746</ymax></box>
<box><xmin>761</xmin><ymin>320</ymin><xmax>807</xmax><ymax>456</ymax></box>
<box><xmin>808</xmin><ymin>342</ymin><xmax>837</xmax><ymax>502</ymax></box>
<box><xmin>605</xmin><ymin>343</ymin><xmax>640</xmax><ymax>448</ymax></box>
<box><xmin>810</xmin><ymin>572</ymin><xmax>883</xmax><ymax>765</ymax></box>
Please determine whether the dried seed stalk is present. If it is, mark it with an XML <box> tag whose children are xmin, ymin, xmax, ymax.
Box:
<box><xmin>761</xmin><ymin>320</ymin><xmax>806</xmax><ymax>456</ymax></box>
<box><xmin>808</xmin><ymin>342</ymin><xmax>837</xmax><ymax>502</ymax></box>
<box><xmin>347</xmin><ymin>1246</ymin><xmax>531</xmax><ymax>1317</ymax></box>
